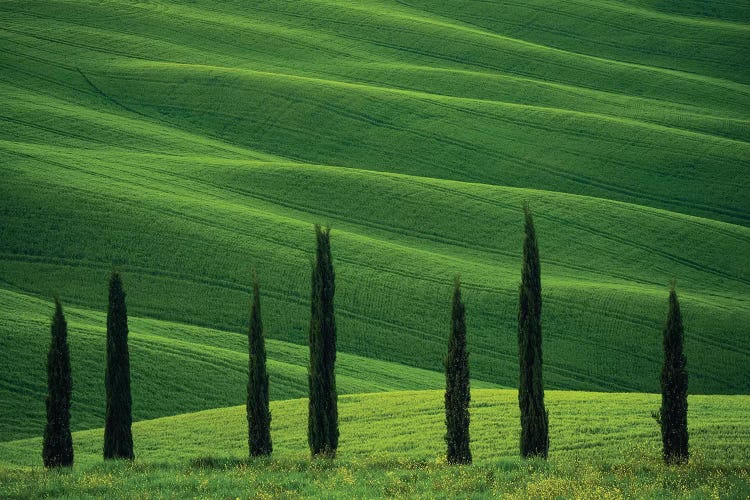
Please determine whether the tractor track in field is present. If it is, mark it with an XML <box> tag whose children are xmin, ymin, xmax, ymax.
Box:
<box><xmin>4</xmin><ymin>144</ymin><xmax>748</xmax><ymax>301</ymax></box>
<box><xmin>2</xmin><ymin>249</ymin><xmax>746</xmax><ymax>393</ymax></box>
<box><xmin>409</xmin><ymin>0</ymin><xmax>749</xmax><ymax>73</ymax></box>
<box><xmin>264</xmin><ymin>0</ymin><xmax>750</xmax><ymax>93</ymax></box>
<box><xmin>1</xmin><ymin>0</ymin><xmax>749</xmax><ymax>402</ymax></box>
<box><xmin>82</xmin><ymin>67</ymin><xmax>749</xmax><ymax>224</ymax></box>
<box><xmin>8</xmin><ymin>15</ymin><xmax>746</xmax><ymax>223</ymax></box>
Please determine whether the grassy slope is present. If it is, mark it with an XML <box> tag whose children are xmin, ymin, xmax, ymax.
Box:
<box><xmin>1</xmin><ymin>390</ymin><xmax>749</xmax><ymax>497</ymax></box>
<box><xmin>0</xmin><ymin>288</ymin><xmax>501</xmax><ymax>442</ymax></box>
<box><xmin>1</xmin><ymin>0</ymin><xmax>748</xmax><ymax>443</ymax></box>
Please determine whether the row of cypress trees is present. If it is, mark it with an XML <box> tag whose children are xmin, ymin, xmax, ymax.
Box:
<box><xmin>246</xmin><ymin>225</ymin><xmax>339</xmax><ymax>458</ymax></box>
<box><xmin>43</xmin><ymin>226</ymin><xmax>341</xmax><ymax>466</ymax></box>
<box><xmin>443</xmin><ymin>205</ymin><xmax>549</xmax><ymax>465</ymax></box>
<box><xmin>42</xmin><ymin>208</ymin><xmax>689</xmax><ymax>469</ymax></box>
<box><xmin>443</xmin><ymin>205</ymin><xmax>689</xmax><ymax>465</ymax></box>
<box><xmin>43</xmin><ymin>272</ymin><xmax>133</xmax><ymax>467</ymax></box>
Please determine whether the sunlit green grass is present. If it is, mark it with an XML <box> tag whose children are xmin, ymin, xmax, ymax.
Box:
<box><xmin>1</xmin><ymin>0</ymin><xmax>748</xmax><ymax>447</ymax></box>
<box><xmin>0</xmin><ymin>288</ymin><xmax>500</xmax><ymax>441</ymax></box>
<box><xmin>1</xmin><ymin>390</ymin><xmax>748</xmax><ymax>497</ymax></box>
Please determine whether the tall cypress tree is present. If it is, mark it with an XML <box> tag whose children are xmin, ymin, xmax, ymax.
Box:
<box><xmin>518</xmin><ymin>203</ymin><xmax>549</xmax><ymax>459</ymax></box>
<box><xmin>308</xmin><ymin>225</ymin><xmax>339</xmax><ymax>458</ymax></box>
<box><xmin>247</xmin><ymin>273</ymin><xmax>272</xmax><ymax>457</ymax></box>
<box><xmin>43</xmin><ymin>298</ymin><xmax>74</xmax><ymax>468</ymax></box>
<box><xmin>660</xmin><ymin>282</ymin><xmax>689</xmax><ymax>464</ymax></box>
<box><xmin>104</xmin><ymin>271</ymin><xmax>134</xmax><ymax>460</ymax></box>
<box><xmin>445</xmin><ymin>276</ymin><xmax>471</xmax><ymax>465</ymax></box>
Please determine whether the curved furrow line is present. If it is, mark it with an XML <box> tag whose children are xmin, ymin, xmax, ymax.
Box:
<box><xmin>406</xmin><ymin>94</ymin><xmax>748</xmax><ymax>186</ymax></box>
<box><xmin>306</xmin><ymin>0</ymin><xmax>750</xmax><ymax>94</ymax></box>
<box><xmin>0</xmin><ymin>105</ymin><xmax>201</xmax><ymax>159</ymax></box>
<box><xmin>542</xmin><ymin>308</ymin><xmax>750</xmax><ymax>383</ymax></box>
<box><xmin>0</xmin><ymin>25</ymin><xmax>175</xmax><ymax>64</ymax></box>
<box><xmin>96</xmin><ymin>64</ymin><xmax>748</xmax><ymax>219</ymax></box>
<box><xmin>115</xmin><ymin>160</ymin><xmax>677</xmax><ymax>289</ymax></box>
<box><xmin>356</xmin><ymin>32</ymin><xmax>750</xmax><ymax>111</ymax></box>
<box><xmin>80</xmin><ymin>72</ymin><xmax>475</xmax><ymax>175</ymax></box>
<box><xmin>2</xmin><ymin>232</ymin><xmax>746</xmax><ymax>392</ymax></box>
<box><xmin>74</xmin><ymin>70</ymin><xmax>286</xmax><ymax>161</ymax></box>
<box><xmin>0</xmin><ymin>253</ymin><xmax>506</xmax><ymax>371</ymax></box>
<box><xmin>116</xmin><ymin>0</ymin><xmax>383</xmax><ymax>62</ymax></box>
<box><xmin>418</xmin><ymin>95</ymin><xmax>748</xmax><ymax>165</ymax></box>
<box><xmin>397</xmin><ymin>169</ymin><xmax>750</xmax><ymax>245</ymax></box>
<box><xmin>427</xmin><ymin>0</ymin><xmax>748</xmax><ymax>75</ymax></box>
<box><xmin>0</xmin><ymin>68</ymin><xmax>282</xmax><ymax>162</ymax></box>
<box><xmin>0</xmin><ymin>378</ymin><xmax>103</xmax><ymax>416</ymax></box>
<box><xmin>97</xmin><ymin>69</ymin><xmax>748</xmax><ymax>222</ymax></box>
<box><xmin>8</xmin><ymin>139</ymin><xmax>749</xmax><ymax>303</ymax></box>
<box><xmin>582</xmin><ymin>0</ymin><xmax>750</xmax><ymax>29</ymax></box>
<box><xmin>131</xmin><ymin>336</ymin><xmax>245</xmax><ymax>374</ymax></box>
<box><xmin>428</xmin><ymin>1</ymin><xmax>747</xmax><ymax>56</ymax></box>
<box><xmin>384</xmin><ymin>77</ymin><xmax>750</xmax><ymax>143</ymax></box>
<box><xmin>542</xmin><ymin>363</ymin><xmax>641</xmax><ymax>392</ymax></box>
<box><xmin>624</xmin><ymin>1</ymin><xmax>750</xmax><ymax>27</ymax></box>
<box><xmin>0</xmin><ymin>37</ymin><xmax>100</xmax><ymax>85</ymax></box>
<box><xmin>357</xmin><ymin>59</ymin><xmax>750</xmax><ymax>124</ymax></box>
<box><xmin>0</xmin><ymin>145</ymin><xmax>299</xmax><ymax>247</ymax></box>
<box><xmin>507</xmin><ymin>0</ymin><xmax>748</xmax><ymax>37</ymax></box>
<box><xmin>0</xmin><ymin>115</ymin><xmax>119</xmax><ymax>149</ymax></box>
<box><xmin>6</xmin><ymin>144</ymin><xmax>743</xmax><ymax>296</ymax></box>
<box><xmin>5</xmin><ymin>0</ymin><xmax>750</xmax><ymax>111</ymax></box>
<box><xmin>0</xmin><ymin>8</ymin><xmax>290</xmax><ymax>88</ymax></box>
<box><xmin>418</xmin><ymin>179</ymin><xmax>750</xmax><ymax>287</ymax></box>
<box><xmin>6</xmin><ymin>0</ymin><xmax>388</xmax><ymax>70</ymax></box>
<box><xmin>1</xmin><ymin>246</ymin><xmax>707</xmax><ymax>388</ymax></box>
<box><xmin>39</xmin><ymin>23</ymin><xmax>732</xmax><ymax>155</ymax></box>
<box><xmin>0</xmin><ymin>251</ymin><xmax>444</xmax><ymax>356</ymax></box>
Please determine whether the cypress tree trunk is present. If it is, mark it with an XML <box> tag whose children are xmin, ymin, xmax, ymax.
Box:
<box><xmin>104</xmin><ymin>271</ymin><xmax>134</xmax><ymax>460</ymax></box>
<box><xmin>308</xmin><ymin>225</ymin><xmax>338</xmax><ymax>458</ymax></box>
<box><xmin>247</xmin><ymin>273</ymin><xmax>272</xmax><ymax>457</ymax></box>
<box><xmin>43</xmin><ymin>298</ymin><xmax>74</xmax><ymax>468</ymax></box>
<box><xmin>518</xmin><ymin>204</ymin><xmax>549</xmax><ymax>459</ymax></box>
<box><xmin>660</xmin><ymin>283</ymin><xmax>689</xmax><ymax>464</ymax></box>
<box><xmin>445</xmin><ymin>277</ymin><xmax>471</xmax><ymax>465</ymax></box>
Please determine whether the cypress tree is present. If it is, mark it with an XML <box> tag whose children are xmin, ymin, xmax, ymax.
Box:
<box><xmin>247</xmin><ymin>273</ymin><xmax>272</xmax><ymax>457</ymax></box>
<box><xmin>104</xmin><ymin>271</ymin><xmax>134</xmax><ymax>460</ymax></box>
<box><xmin>444</xmin><ymin>276</ymin><xmax>471</xmax><ymax>465</ymax></box>
<box><xmin>518</xmin><ymin>203</ymin><xmax>549</xmax><ymax>459</ymax></box>
<box><xmin>43</xmin><ymin>298</ymin><xmax>74</xmax><ymax>468</ymax></box>
<box><xmin>660</xmin><ymin>282</ymin><xmax>689</xmax><ymax>464</ymax></box>
<box><xmin>308</xmin><ymin>225</ymin><xmax>338</xmax><ymax>458</ymax></box>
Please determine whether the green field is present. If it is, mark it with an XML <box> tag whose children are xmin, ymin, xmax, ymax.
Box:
<box><xmin>1</xmin><ymin>0</ymin><xmax>748</xmax><ymax>496</ymax></box>
<box><xmin>1</xmin><ymin>391</ymin><xmax>749</xmax><ymax>497</ymax></box>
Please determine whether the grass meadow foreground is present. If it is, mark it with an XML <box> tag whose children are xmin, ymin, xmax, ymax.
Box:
<box><xmin>1</xmin><ymin>0</ymin><xmax>749</xmax><ymax>497</ymax></box>
<box><xmin>2</xmin><ymin>390</ymin><xmax>749</xmax><ymax>497</ymax></box>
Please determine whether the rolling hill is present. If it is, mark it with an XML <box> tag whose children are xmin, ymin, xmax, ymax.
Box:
<box><xmin>1</xmin><ymin>0</ymin><xmax>748</xmax><ymax>454</ymax></box>
<box><xmin>1</xmin><ymin>390</ymin><xmax>749</xmax><ymax>497</ymax></box>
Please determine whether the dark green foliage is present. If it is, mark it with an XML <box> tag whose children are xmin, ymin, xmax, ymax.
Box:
<box><xmin>43</xmin><ymin>298</ymin><xmax>74</xmax><ymax>468</ymax></box>
<box><xmin>247</xmin><ymin>273</ymin><xmax>272</xmax><ymax>457</ymax></box>
<box><xmin>444</xmin><ymin>277</ymin><xmax>471</xmax><ymax>465</ymax></box>
<box><xmin>308</xmin><ymin>225</ymin><xmax>339</xmax><ymax>458</ymax></box>
<box><xmin>104</xmin><ymin>271</ymin><xmax>134</xmax><ymax>460</ymax></box>
<box><xmin>660</xmin><ymin>283</ymin><xmax>689</xmax><ymax>465</ymax></box>
<box><xmin>518</xmin><ymin>204</ymin><xmax>549</xmax><ymax>459</ymax></box>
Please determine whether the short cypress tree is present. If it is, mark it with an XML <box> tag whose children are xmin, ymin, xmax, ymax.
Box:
<box><xmin>445</xmin><ymin>276</ymin><xmax>471</xmax><ymax>465</ymax></box>
<box><xmin>43</xmin><ymin>298</ymin><xmax>74</xmax><ymax>468</ymax></box>
<box><xmin>660</xmin><ymin>282</ymin><xmax>689</xmax><ymax>464</ymax></box>
<box><xmin>104</xmin><ymin>271</ymin><xmax>134</xmax><ymax>460</ymax></box>
<box><xmin>247</xmin><ymin>273</ymin><xmax>272</xmax><ymax>457</ymax></box>
<box><xmin>308</xmin><ymin>225</ymin><xmax>339</xmax><ymax>458</ymax></box>
<box><xmin>518</xmin><ymin>203</ymin><xmax>549</xmax><ymax>459</ymax></box>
